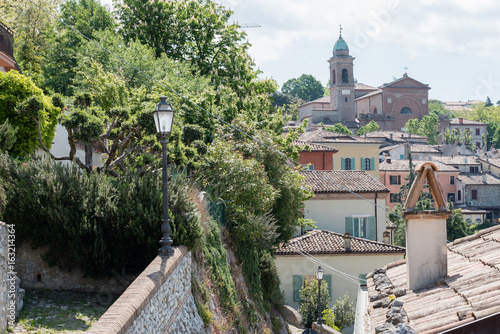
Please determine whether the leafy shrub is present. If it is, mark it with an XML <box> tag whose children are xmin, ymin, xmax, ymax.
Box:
<box><xmin>3</xmin><ymin>156</ymin><xmax>204</xmax><ymax>276</ymax></box>
<box><xmin>298</xmin><ymin>279</ymin><xmax>330</xmax><ymax>328</ymax></box>
<box><xmin>321</xmin><ymin>308</ymin><xmax>340</xmax><ymax>331</ymax></box>
<box><xmin>332</xmin><ymin>293</ymin><xmax>355</xmax><ymax>331</ymax></box>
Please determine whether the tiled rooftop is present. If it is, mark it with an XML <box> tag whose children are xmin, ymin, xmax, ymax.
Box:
<box><xmin>275</xmin><ymin>230</ymin><xmax>405</xmax><ymax>255</ymax></box>
<box><xmin>355</xmin><ymin>83</ymin><xmax>379</xmax><ymax>91</ymax></box>
<box><xmin>299</xmin><ymin>130</ymin><xmax>378</xmax><ymax>144</ymax></box>
<box><xmin>478</xmin><ymin>157</ymin><xmax>500</xmax><ymax>169</ymax></box>
<box><xmin>366</xmin><ymin>225</ymin><xmax>500</xmax><ymax>333</ymax></box>
<box><xmin>291</xmin><ymin>140</ymin><xmax>338</xmax><ymax>152</ymax></box>
<box><xmin>457</xmin><ymin>172</ymin><xmax>500</xmax><ymax>185</ymax></box>
<box><xmin>450</xmin><ymin>118</ymin><xmax>487</xmax><ymax>125</ymax></box>
<box><xmin>380</xmin><ymin>144</ymin><xmax>405</xmax><ymax>152</ymax></box>
<box><xmin>367</xmin><ymin>131</ymin><xmax>427</xmax><ymax>141</ymax></box>
<box><xmin>433</xmin><ymin>155</ymin><xmax>479</xmax><ymax>165</ymax></box>
<box><xmin>408</xmin><ymin>144</ymin><xmax>441</xmax><ymax>154</ymax></box>
<box><xmin>380</xmin><ymin>160</ymin><xmax>459</xmax><ymax>172</ymax></box>
<box><xmin>298</xmin><ymin>170</ymin><xmax>389</xmax><ymax>193</ymax></box>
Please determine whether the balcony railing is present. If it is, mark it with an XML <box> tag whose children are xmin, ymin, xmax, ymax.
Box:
<box><xmin>0</xmin><ymin>21</ymin><xmax>14</xmax><ymax>58</ymax></box>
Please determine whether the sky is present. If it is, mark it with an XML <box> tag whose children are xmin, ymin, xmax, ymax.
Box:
<box><xmin>102</xmin><ymin>0</ymin><xmax>500</xmax><ymax>102</ymax></box>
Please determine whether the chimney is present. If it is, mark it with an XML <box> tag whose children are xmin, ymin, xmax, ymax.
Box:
<box><xmin>483</xmin><ymin>171</ymin><xmax>487</xmax><ymax>183</ymax></box>
<box><xmin>343</xmin><ymin>233</ymin><xmax>351</xmax><ymax>251</ymax></box>
<box><xmin>390</xmin><ymin>133</ymin><xmax>393</xmax><ymax>140</ymax></box>
<box><xmin>386</xmin><ymin>158</ymin><xmax>392</xmax><ymax>164</ymax></box>
<box><xmin>404</xmin><ymin>162</ymin><xmax>449</xmax><ymax>291</ymax></box>
<box><xmin>459</xmin><ymin>118</ymin><xmax>463</xmax><ymax>124</ymax></box>
<box><xmin>383</xmin><ymin>231</ymin><xmax>391</xmax><ymax>244</ymax></box>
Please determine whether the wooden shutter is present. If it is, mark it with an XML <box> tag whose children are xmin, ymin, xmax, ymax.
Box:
<box><xmin>351</xmin><ymin>157</ymin><xmax>355</xmax><ymax>170</ymax></box>
<box><xmin>293</xmin><ymin>275</ymin><xmax>303</xmax><ymax>301</ymax></box>
<box><xmin>368</xmin><ymin>216</ymin><xmax>377</xmax><ymax>240</ymax></box>
<box><xmin>341</xmin><ymin>158</ymin><xmax>345</xmax><ymax>170</ymax></box>
<box><xmin>324</xmin><ymin>274</ymin><xmax>332</xmax><ymax>300</ymax></box>
<box><xmin>345</xmin><ymin>217</ymin><xmax>354</xmax><ymax>235</ymax></box>
<box><xmin>360</xmin><ymin>158</ymin><xmax>365</xmax><ymax>170</ymax></box>
<box><xmin>370</xmin><ymin>158</ymin><xmax>375</xmax><ymax>170</ymax></box>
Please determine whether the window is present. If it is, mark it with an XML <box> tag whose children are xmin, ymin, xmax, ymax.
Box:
<box><xmin>341</xmin><ymin>157</ymin><xmax>355</xmax><ymax>170</ymax></box>
<box><xmin>471</xmin><ymin>189</ymin><xmax>478</xmax><ymax>200</ymax></box>
<box><xmin>476</xmin><ymin>142</ymin><xmax>480</xmax><ymax>148</ymax></box>
<box><xmin>470</xmin><ymin>166</ymin><xmax>479</xmax><ymax>173</ymax></box>
<box><xmin>450</xmin><ymin>176</ymin><xmax>455</xmax><ymax>185</ymax></box>
<box><xmin>476</xmin><ymin>128</ymin><xmax>480</xmax><ymax>136</ymax></box>
<box><xmin>458</xmin><ymin>190</ymin><xmax>461</xmax><ymax>201</ymax></box>
<box><xmin>400</xmin><ymin>107</ymin><xmax>412</xmax><ymax>114</ymax></box>
<box><xmin>345</xmin><ymin>216</ymin><xmax>376</xmax><ymax>240</ymax></box>
<box><xmin>342</xmin><ymin>69</ymin><xmax>349</xmax><ymax>83</ymax></box>
<box><xmin>465</xmin><ymin>128</ymin><xmax>470</xmax><ymax>135</ymax></box>
<box><xmin>361</xmin><ymin>158</ymin><xmax>374</xmax><ymax>171</ymax></box>
<box><xmin>390</xmin><ymin>175</ymin><xmax>401</xmax><ymax>185</ymax></box>
<box><xmin>373</xmin><ymin>108</ymin><xmax>378</xmax><ymax>114</ymax></box>
<box><xmin>345</xmin><ymin>97</ymin><xmax>348</xmax><ymax>102</ymax></box>
<box><xmin>302</xmin><ymin>164</ymin><xmax>314</xmax><ymax>171</ymax></box>
<box><xmin>448</xmin><ymin>193</ymin><xmax>455</xmax><ymax>202</ymax></box>
<box><xmin>332</xmin><ymin>69</ymin><xmax>336</xmax><ymax>85</ymax></box>
<box><xmin>390</xmin><ymin>193</ymin><xmax>401</xmax><ymax>203</ymax></box>
<box><xmin>422</xmin><ymin>98</ymin><xmax>427</xmax><ymax>104</ymax></box>
<box><xmin>293</xmin><ymin>274</ymin><xmax>332</xmax><ymax>302</ymax></box>
<box><xmin>387</xmin><ymin>98</ymin><xmax>392</xmax><ymax>103</ymax></box>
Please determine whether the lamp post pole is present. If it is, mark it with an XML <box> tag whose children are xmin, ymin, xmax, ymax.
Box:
<box><xmin>317</xmin><ymin>266</ymin><xmax>324</xmax><ymax>325</ymax></box>
<box><xmin>158</xmin><ymin>135</ymin><xmax>174</xmax><ymax>256</ymax></box>
<box><xmin>153</xmin><ymin>96</ymin><xmax>175</xmax><ymax>257</ymax></box>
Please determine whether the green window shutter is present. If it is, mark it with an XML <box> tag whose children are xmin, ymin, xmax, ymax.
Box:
<box><xmin>341</xmin><ymin>158</ymin><xmax>345</xmax><ymax>170</ymax></box>
<box><xmin>293</xmin><ymin>275</ymin><xmax>303</xmax><ymax>301</ymax></box>
<box><xmin>400</xmin><ymin>154</ymin><xmax>404</xmax><ymax>159</ymax></box>
<box><xmin>324</xmin><ymin>274</ymin><xmax>332</xmax><ymax>300</ymax></box>
<box><xmin>345</xmin><ymin>217</ymin><xmax>354</xmax><ymax>235</ymax></box>
<box><xmin>360</xmin><ymin>158</ymin><xmax>365</xmax><ymax>170</ymax></box>
<box><xmin>359</xmin><ymin>274</ymin><xmax>367</xmax><ymax>284</ymax></box>
<box><xmin>370</xmin><ymin>158</ymin><xmax>375</xmax><ymax>170</ymax></box>
<box><xmin>352</xmin><ymin>157</ymin><xmax>356</xmax><ymax>170</ymax></box>
<box><xmin>368</xmin><ymin>216</ymin><xmax>377</xmax><ymax>240</ymax></box>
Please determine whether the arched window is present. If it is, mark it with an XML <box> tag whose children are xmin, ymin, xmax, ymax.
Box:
<box><xmin>373</xmin><ymin>108</ymin><xmax>378</xmax><ymax>114</ymax></box>
<box><xmin>400</xmin><ymin>107</ymin><xmax>412</xmax><ymax>114</ymax></box>
<box><xmin>332</xmin><ymin>70</ymin><xmax>336</xmax><ymax>85</ymax></box>
<box><xmin>342</xmin><ymin>69</ymin><xmax>349</xmax><ymax>83</ymax></box>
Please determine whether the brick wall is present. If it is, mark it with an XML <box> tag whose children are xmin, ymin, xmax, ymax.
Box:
<box><xmin>89</xmin><ymin>246</ymin><xmax>206</xmax><ymax>334</ymax></box>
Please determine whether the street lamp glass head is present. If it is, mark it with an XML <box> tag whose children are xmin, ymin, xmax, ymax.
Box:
<box><xmin>153</xmin><ymin>96</ymin><xmax>175</xmax><ymax>136</ymax></box>
<box><xmin>316</xmin><ymin>266</ymin><xmax>324</xmax><ymax>280</ymax></box>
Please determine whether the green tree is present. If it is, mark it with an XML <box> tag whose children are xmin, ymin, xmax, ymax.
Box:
<box><xmin>282</xmin><ymin>74</ymin><xmax>324</xmax><ymax>101</ymax></box>
<box><xmin>324</xmin><ymin>123</ymin><xmax>352</xmax><ymax>135</ymax></box>
<box><xmin>332</xmin><ymin>293</ymin><xmax>356</xmax><ymax>332</ymax></box>
<box><xmin>0</xmin><ymin>0</ymin><xmax>60</xmax><ymax>85</ymax></box>
<box><xmin>428</xmin><ymin>99</ymin><xmax>449</xmax><ymax>116</ymax></box>
<box><xmin>116</xmin><ymin>0</ymin><xmax>256</xmax><ymax>97</ymax></box>
<box><xmin>463</xmin><ymin>129</ymin><xmax>475</xmax><ymax>152</ymax></box>
<box><xmin>0</xmin><ymin>71</ymin><xmax>59</xmax><ymax>156</ymax></box>
<box><xmin>485</xmin><ymin>96</ymin><xmax>493</xmax><ymax>107</ymax></box>
<box><xmin>298</xmin><ymin>279</ymin><xmax>330</xmax><ymax>328</ymax></box>
<box><xmin>447</xmin><ymin>207</ymin><xmax>473</xmax><ymax>242</ymax></box>
<box><xmin>357</xmin><ymin>121</ymin><xmax>379</xmax><ymax>136</ymax></box>
<box><xmin>404</xmin><ymin>113</ymin><xmax>439</xmax><ymax>145</ymax></box>
<box><xmin>272</xmin><ymin>92</ymin><xmax>302</xmax><ymax>121</ymax></box>
<box><xmin>0</xmin><ymin>120</ymin><xmax>17</xmax><ymax>153</ymax></box>
<box><xmin>43</xmin><ymin>0</ymin><xmax>115</xmax><ymax>95</ymax></box>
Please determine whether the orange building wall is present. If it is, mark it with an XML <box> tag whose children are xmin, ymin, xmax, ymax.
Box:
<box><xmin>299</xmin><ymin>151</ymin><xmax>335</xmax><ymax>170</ymax></box>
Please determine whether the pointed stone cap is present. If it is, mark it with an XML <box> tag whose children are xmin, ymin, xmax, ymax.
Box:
<box><xmin>403</xmin><ymin>162</ymin><xmax>449</xmax><ymax>212</ymax></box>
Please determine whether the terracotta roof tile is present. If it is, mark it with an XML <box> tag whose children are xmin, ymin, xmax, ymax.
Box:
<box><xmin>408</xmin><ymin>144</ymin><xmax>441</xmax><ymax>153</ymax></box>
<box><xmin>366</xmin><ymin>131</ymin><xmax>427</xmax><ymax>140</ymax></box>
<box><xmin>298</xmin><ymin>170</ymin><xmax>389</xmax><ymax>193</ymax></box>
<box><xmin>275</xmin><ymin>230</ymin><xmax>405</xmax><ymax>255</ymax></box>
<box><xmin>457</xmin><ymin>172</ymin><xmax>500</xmax><ymax>185</ymax></box>
<box><xmin>299</xmin><ymin>130</ymin><xmax>378</xmax><ymax>144</ymax></box>
<box><xmin>291</xmin><ymin>140</ymin><xmax>338</xmax><ymax>152</ymax></box>
<box><xmin>380</xmin><ymin>160</ymin><xmax>459</xmax><ymax>172</ymax></box>
<box><xmin>366</xmin><ymin>225</ymin><xmax>500</xmax><ymax>333</ymax></box>
<box><xmin>434</xmin><ymin>155</ymin><xmax>479</xmax><ymax>165</ymax></box>
<box><xmin>478</xmin><ymin>157</ymin><xmax>500</xmax><ymax>169</ymax></box>
<box><xmin>450</xmin><ymin>118</ymin><xmax>487</xmax><ymax>125</ymax></box>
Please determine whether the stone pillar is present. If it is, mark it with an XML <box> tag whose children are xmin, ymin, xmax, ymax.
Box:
<box><xmin>404</xmin><ymin>211</ymin><xmax>448</xmax><ymax>291</ymax></box>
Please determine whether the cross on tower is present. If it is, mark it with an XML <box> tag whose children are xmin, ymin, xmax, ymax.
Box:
<box><xmin>339</xmin><ymin>24</ymin><xmax>343</xmax><ymax>37</ymax></box>
<box><xmin>404</xmin><ymin>66</ymin><xmax>408</xmax><ymax>74</ymax></box>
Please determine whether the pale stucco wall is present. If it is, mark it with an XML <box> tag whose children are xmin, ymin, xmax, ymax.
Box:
<box><xmin>304</xmin><ymin>194</ymin><xmax>388</xmax><ymax>242</ymax></box>
<box><xmin>322</xmin><ymin>142</ymin><xmax>380</xmax><ymax>179</ymax></box>
<box><xmin>275</xmin><ymin>253</ymin><xmax>405</xmax><ymax>311</ymax></box>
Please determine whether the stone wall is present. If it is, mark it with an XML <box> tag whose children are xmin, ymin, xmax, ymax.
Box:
<box><xmin>89</xmin><ymin>246</ymin><xmax>206</xmax><ymax>334</ymax></box>
<box><xmin>15</xmin><ymin>241</ymin><xmax>135</xmax><ymax>294</ymax></box>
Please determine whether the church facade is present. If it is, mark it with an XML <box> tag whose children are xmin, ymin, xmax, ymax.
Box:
<box><xmin>298</xmin><ymin>33</ymin><xmax>430</xmax><ymax>133</ymax></box>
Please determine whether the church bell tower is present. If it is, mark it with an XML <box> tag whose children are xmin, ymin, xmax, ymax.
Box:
<box><xmin>328</xmin><ymin>26</ymin><xmax>355</xmax><ymax>121</ymax></box>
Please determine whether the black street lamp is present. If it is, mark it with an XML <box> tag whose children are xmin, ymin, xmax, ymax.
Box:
<box><xmin>153</xmin><ymin>96</ymin><xmax>175</xmax><ymax>256</ymax></box>
<box><xmin>316</xmin><ymin>266</ymin><xmax>324</xmax><ymax>325</ymax></box>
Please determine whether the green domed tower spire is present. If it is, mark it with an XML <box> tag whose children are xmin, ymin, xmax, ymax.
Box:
<box><xmin>333</xmin><ymin>24</ymin><xmax>349</xmax><ymax>54</ymax></box>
